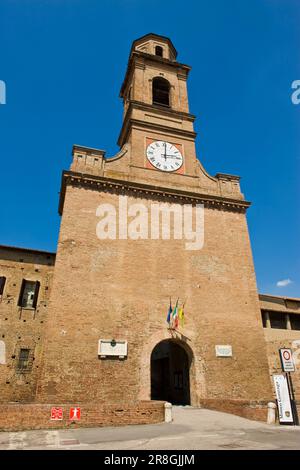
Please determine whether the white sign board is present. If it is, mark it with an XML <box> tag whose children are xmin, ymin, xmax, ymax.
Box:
<box><xmin>215</xmin><ymin>345</ymin><xmax>232</xmax><ymax>357</ymax></box>
<box><xmin>98</xmin><ymin>339</ymin><xmax>127</xmax><ymax>359</ymax></box>
<box><xmin>279</xmin><ymin>348</ymin><xmax>295</xmax><ymax>372</ymax></box>
<box><xmin>273</xmin><ymin>374</ymin><xmax>294</xmax><ymax>424</ymax></box>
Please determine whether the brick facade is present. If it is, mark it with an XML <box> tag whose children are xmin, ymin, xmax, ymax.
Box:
<box><xmin>0</xmin><ymin>246</ymin><xmax>55</xmax><ymax>403</ymax></box>
<box><xmin>0</xmin><ymin>401</ymin><xmax>165</xmax><ymax>432</ymax></box>
<box><xmin>0</xmin><ymin>34</ymin><xmax>299</xmax><ymax>429</ymax></box>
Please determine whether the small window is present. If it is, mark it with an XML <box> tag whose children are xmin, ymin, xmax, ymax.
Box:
<box><xmin>155</xmin><ymin>46</ymin><xmax>163</xmax><ymax>57</ymax></box>
<box><xmin>17</xmin><ymin>349</ymin><xmax>30</xmax><ymax>370</ymax></box>
<box><xmin>0</xmin><ymin>276</ymin><xmax>6</xmax><ymax>295</ymax></box>
<box><xmin>18</xmin><ymin>280</ymin><xmax>40</xmax><ymax>308</ymax></box>
<box><xmin>269</xmin><ymin>312</ymin><xmax>287</xmax><ymax>329</ymax></box>
<box><xmin>152</xmin><ymin>77</ymin><xmax>170</xmax><ymax>107</ymax></box>
<box><xmin>290</xmin><ymin>314</ymin><xmax>300</xmax><ymax>331</ymax></box>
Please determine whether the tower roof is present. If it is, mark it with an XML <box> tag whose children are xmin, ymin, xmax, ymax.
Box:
<box><xmin>130</xmin><ymin>33</ymin><xmax>178</xmax><ymax>60</ymax></box>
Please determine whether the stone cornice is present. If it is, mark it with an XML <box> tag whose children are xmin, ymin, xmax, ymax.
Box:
<box><xmin>118</xmin><ymin>118</ymin><xmax>197</xmax><ymax>148</ymax></box>
<box><xmin>58</xmin><ymin>170</ymin><xmax>251</xmax><ymax>216</ymax></box>
<box><xmin>215</xmin><ymin>173</ymin><xmax>241</xmax><ymax>182</ymax></box>
<box><xmin>118</xmin><ymin>101</ymin><xmax>196</xmax><ymax>147</ymax></box>
<box><xmin>128</xmin><ymin>100</ymin><xmax>196</xmax><ymax>121</ymax></box>
<box><xmin>73</xmin><ymin>145</ymin><xmax>106</xmax><ymax>157</ymax></box>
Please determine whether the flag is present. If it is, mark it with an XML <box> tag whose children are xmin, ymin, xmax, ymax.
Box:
<box><xmin>166</xmin><ymin>299</ymin><xmax>172</xmax><ymax>325</ymax></box>
<box><xmin>172</xmin><ymin>299</ymin><xmax>179</xmax><ymax>328</ymax></box>
<box><xmin>178</xmin><ymin>303</ymin><xmax>185</xmax><ymax>327</ymax></box>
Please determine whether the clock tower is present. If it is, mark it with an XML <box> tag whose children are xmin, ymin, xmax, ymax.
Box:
<box><xmin>118</xmin><ymin>33</ymin><xmax>195</xmax><ymax>176</ymax></box>
<box><xmin>36</xmin><ymin>34</ymin><xmax>273</xmax><ymax>417</ymax></box>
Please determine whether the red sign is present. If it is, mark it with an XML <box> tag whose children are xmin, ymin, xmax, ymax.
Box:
<box><xmin>279</xmin><ymin>348</ymin><xmax>295</xmax><ymax>372</ymax></box>
<box><xmin>283</xmin><ymin>350</ymin><xmax>291</xmax><ymax>360</ymax></box>
<box><xmin>51</xmin><ymin>407</ymin><xmax>63</xmax><ymax>420</ymax></box>
<box><xmin>69</xmin><ymin>407</ymin><xmax>81</xmax><ymax>421</ymax></box>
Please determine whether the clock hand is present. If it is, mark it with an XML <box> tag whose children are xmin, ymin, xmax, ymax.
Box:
<box><xmin>164</xmin><ymin>142</ymin><xmax>167</xmax><ymax>161</ymax></box>
<box><xmin>163</xmin><ymin>155</ymin><xmax>182</xmax><ymax>159</ymax></box>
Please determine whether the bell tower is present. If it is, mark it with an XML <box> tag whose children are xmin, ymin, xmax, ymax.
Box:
<box><xmin>36</xmin><ymin>33</ymin><xmax>273</xmax><ymax>416</ymax></box>
<box><xmin>118</xmin><ymin>33</ymin><xmax>198</xmax><ymax>176</ymax></box>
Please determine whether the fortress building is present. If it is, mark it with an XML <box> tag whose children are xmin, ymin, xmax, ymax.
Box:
<box><xmin>0</xmin><ymin>34</ymin><xmax>299</xmax><ymax>428</ymax></box>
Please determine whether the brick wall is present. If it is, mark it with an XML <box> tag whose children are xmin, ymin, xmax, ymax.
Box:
<box><xmin>0</xmin><ymin>400</ymin><xmax>165</xmax><ymax>432</ymax></box>
<box><xmin>0</xmin><ymin>246</ymin><xmax>55</xmax><ymax>402</ymax></box>
<box><xmin>200</xmin><ymin>399</ymin><xmax>269</xmax><ymax>422</ymax></box>
<box><xmin>36</xmin><ymin>183</ymin><xmax>273</xmax><ymax>406</ymax></box>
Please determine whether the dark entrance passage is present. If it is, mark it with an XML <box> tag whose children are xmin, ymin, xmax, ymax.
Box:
<box><xmin>151</xmin><ymin>340</ymin><xmax>191</xmax><ymax>405</ymax></box>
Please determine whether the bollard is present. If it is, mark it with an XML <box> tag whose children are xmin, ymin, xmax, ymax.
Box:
<box><xmin>267</xmin><ymin>402</ymin><xmax>277</xmax><ymax>424</ymax></box>
<box><xmin>164</xmin><ymin>402</ymin><xmax>173</xmax><ymax>423</ymax></box>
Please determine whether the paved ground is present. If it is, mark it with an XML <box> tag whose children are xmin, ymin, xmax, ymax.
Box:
<box><xmin>0</xmin><ymin>407</ymin><xmax>300</xmax><ymax>450</ymax></box>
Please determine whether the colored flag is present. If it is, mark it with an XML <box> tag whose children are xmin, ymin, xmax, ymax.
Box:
<box><xmin>178</xmin><ymin>303</ymin><xmax>185</xmax><ymax>327</ymax></box>
<box><xmin>172</xmin><ymin>299</ymin><xmax>179</xmax><ymax>328</ymax></box>
<box><xmin>166</xmin><ymin>299</ymin><xmax>172</xmax><ymax>325</ymax></box>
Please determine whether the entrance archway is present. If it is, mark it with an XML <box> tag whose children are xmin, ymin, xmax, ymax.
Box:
<box><xmin>150</xmin><ymin>339</ymin><xmax>191</xmax><ymax>405</ymax></box>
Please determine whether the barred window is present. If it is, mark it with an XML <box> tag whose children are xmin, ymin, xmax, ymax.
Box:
<box><xmin>18</xmin><ymin>280</ymin><xmax>40</xmax><ymax>308</ymax></box>
<box><xmin>17</xmin><ymin>349</ymin><xmax>30</xmax><ymax>370</ymax></box>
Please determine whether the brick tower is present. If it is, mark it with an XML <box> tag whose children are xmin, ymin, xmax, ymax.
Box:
<box><xmin>36</xmin><ymin>34</ymin><xmax>272</xmax><ymax>414</ymax></box>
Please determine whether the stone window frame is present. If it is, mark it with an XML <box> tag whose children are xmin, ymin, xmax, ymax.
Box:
<box><xmin>17</xmin><ymin>279</ymin><xmax>40</xmax><ymax>309</ymax></box>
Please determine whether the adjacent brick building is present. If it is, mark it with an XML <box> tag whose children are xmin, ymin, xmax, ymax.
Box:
<box><xmin>0</xmin><ymin>34</ymin><xmax>299</xmax><ymax>427</ymax></box>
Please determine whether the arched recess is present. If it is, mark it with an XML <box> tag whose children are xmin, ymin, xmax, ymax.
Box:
<box><xmin>138</xmin><ymin>330</ymin><xmax>199</xmax><ymax>406</ymax></box>
<box><xmin>151</xmin><ymin>339</ymin><xmax>191</xmax><ymax>405</ymax></box>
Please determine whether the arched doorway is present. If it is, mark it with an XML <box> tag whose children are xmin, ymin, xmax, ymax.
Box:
<box><xmin>150</xmin><ymin>339</ymin><xmax>191</xmax><ymax>405</ymax></box>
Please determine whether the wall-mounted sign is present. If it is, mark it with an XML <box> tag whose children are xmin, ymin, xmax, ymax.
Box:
<box><xmin>273</xmin><ymin>374</ymin><xmax>294</xmax><ymax>424</ymax></box>
<box><xmin>69</xmin><ymin>407</ymin><xmax>81</xmax><ymax>421</ymax></box>
<box><xmin>51</xmin><ymin>407</ymin><xmax>63</xmax><ymax>420</ymax></box>
<box><xmin>215</xmin><ymin>345</ymin><xmax>232</xmax><ymax>357</ymax></box>
<box><xmin>98</xmin><ymin>339</ymin><xmax>127</xmax><ymax>359</ymax></box>
<box><xmin>279</xmin><ymin>348</ymin><xmax>295</xmax><ymax>372</ymax></box>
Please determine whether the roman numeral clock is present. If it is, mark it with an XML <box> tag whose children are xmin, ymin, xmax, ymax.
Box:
<box><xmin>146</xmin><ymin>140</ymin><xmax>184</xmax><ymax>173</ymax></box>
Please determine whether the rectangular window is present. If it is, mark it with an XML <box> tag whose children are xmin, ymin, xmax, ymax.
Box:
<box><xmin>0</xmin><ymin>276</ymin><xmax>6</xmax><ymax>295</ymax></box>
<box><xmin>269</xmin><ymin>312</ymin><xmax>287</xmax><ymax>329</ymax></box>
<box><xmin>290</xmin><ymin>314</ymin><xmax>300</xmax><ymax>331</ymax></box>
<box><xmin>17</xmin><ymin>349</ymin><xmax>30</xmax><ymax>370</ymax></box>
<box><xmin>18</xmin><ymin>280</ymin><xmax>40</xmax><ymax>308</ymax></box>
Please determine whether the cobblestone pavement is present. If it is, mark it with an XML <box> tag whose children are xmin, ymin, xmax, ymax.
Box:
<box><xmin>0</xmin><ymin>407</ymin><xmax>300</xmax><ymax>450</ymax></box>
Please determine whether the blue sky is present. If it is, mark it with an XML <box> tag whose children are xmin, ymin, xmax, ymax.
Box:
<box><xmin>0</xmin><ymin>0</ymin><xmax>299</xmax><ymax>296</ymax></box>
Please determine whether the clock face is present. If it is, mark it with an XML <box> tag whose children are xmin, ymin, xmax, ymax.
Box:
<box><xmin>146</xmin><ymin>140</ymin><xmax>183</xmax><ymax>172</ymax></box>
